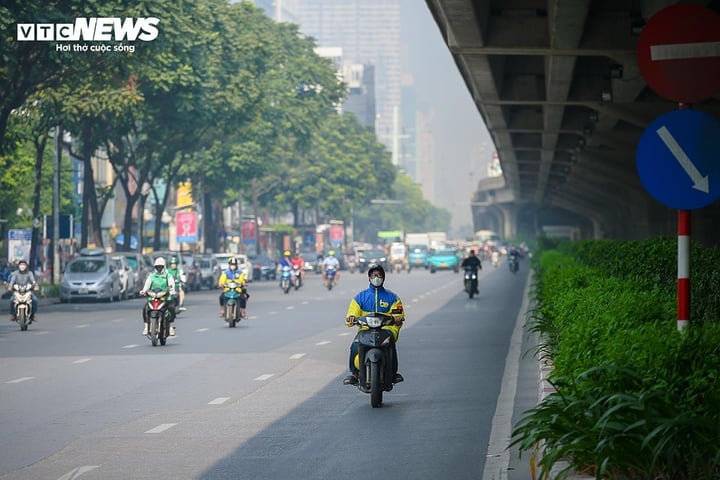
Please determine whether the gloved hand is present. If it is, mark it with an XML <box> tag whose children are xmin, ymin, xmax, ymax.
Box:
<box><xmin>393</xmin><ymin>315</ymin><xmax>404</xmax><ymax>325</ymax></box>
<box><xmin>345</xmin><ymin>316</ymin><xmax>356</xmax><ymax>327</ymax></box>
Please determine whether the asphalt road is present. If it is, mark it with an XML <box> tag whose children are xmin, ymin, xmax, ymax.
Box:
<box><xmin>0</xmin><ymin>260</ymin><xmax>536</xmax><ymax>480</ymax></box>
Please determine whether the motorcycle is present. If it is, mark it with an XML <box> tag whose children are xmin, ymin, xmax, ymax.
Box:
<box><xmin>221</xmin><ymin>280</ymin><xmax>245</xmax><ymax>328</ymax></box>
<box><xmin>508</xmin><ymin>255</ymin><xmax>519</xmax><ymax>273</ymax></box>
<box><xmin>291</xmin><ymin>264</ymin><xmax>302</xmax><ymax>290</ymax></box>
<box><xmin>352</xmin><ymin>312</ymin><xmax>398</xmax><ymax>408</ymax></box>
<box><xmin>463</xmin><ymin>266</ymin><xmax>478</xmax><ymax>298</ymax></box>
<box><xmin>12</xmin><ymin>283</ymin><xmax>35</xmax><ymax>331</ymax></box>
<box><xmin>325</xmin><ymin>266</ymin><xmax>337</xmax><ymax>290</ymax></box>
<box><xmin>280</xmin><ymin>265</ymin><xmax>292</xmax><ymax>294</ymax></box>
<box><xmin>491</xmin><ymin>252</ymin><xmax>500</xmax><ymax>268</ymax></box>
<box><xmin>143</xmin><ymin>288</ymin><xmax>172</xmax><ymax>346</ymax></box>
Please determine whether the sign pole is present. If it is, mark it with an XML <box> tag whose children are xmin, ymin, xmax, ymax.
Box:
<box><xmin>677</xmin><ymin>209</ymin><xmax>690</xmax><ymax>331</ymax></box>
<box><xmin>676</xmin><ymin>102</ymin><xmax>690</xmax><ymax>331</ymax></box>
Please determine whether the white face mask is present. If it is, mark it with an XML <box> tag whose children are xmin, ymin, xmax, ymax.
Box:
<box><xmin>370</xmin><ymin>277</ymin><xmax>383</xmax><ymax>287</ymax></box>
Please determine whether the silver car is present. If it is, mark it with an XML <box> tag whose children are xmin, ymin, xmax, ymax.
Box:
<box><xmin>60</xmin><ymin>249</ymin><xmax>121</xmax><ymax>303</ymax></box>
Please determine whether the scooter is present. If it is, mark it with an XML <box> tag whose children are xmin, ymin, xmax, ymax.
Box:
<box><xmin>222</xmin><ymin>280</ymin><xmax>245</xmax><ymax>327</ymax></box>
<box><xmin>142</xmin><ymin>288</ymin><xmax>172</xmax><ymax>346</ymax></box>
<box><xmin>280</xmin><ymin>265</ymin><xmax>292</xmax><ymax>294</ymax></box>
<box><xmin>291</xmin><ymin>265</ymin><xmax>302</xmax><ymax>290</ymax></box>
<box><xmin>463</xmin><ymin>266</ymin><xmax>478</xmax><ymax>298</ymax></box>
<box><xmin>11</xmin><ymin>284</ymin><xmax>35</xmax><ymax>331</ymax></box>
<box><xmin>352</xmin><ymin>312</ymin><xmax>398</xmax><ymax>408</ymax></box>
<box><xmin>325</xmin><ymin>266</ymin><xmax>337</xmax><ymax>290</ymax></box>
<box><xmin>508</xmin><ymin>255</ymin><xmax>519</xmax><ymax>273</ymax></box>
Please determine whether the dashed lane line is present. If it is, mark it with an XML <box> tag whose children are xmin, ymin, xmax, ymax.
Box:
<box><xmin>208</xmin><ymin>397</ymin><xmax>230</xmax><ymax>405</ymax></box>
<box><xmin>289</xmin><ymin>353</ymin><xmax>306</xmax><ymax>360</ymax></box>
<box><xmin>254</xmin><ymin>374</ymin><xmax>274</xmax><ymax>381</ymax></box>
<box><xmin>57</xmin><ymin>465</ymin><xmax>99</xmax><ymax>480</ymax></box>
<box><xmin>72</xmin><ymin>358</ymin><xmax>92</xmax><ymax>364</ymax></box>
<box><xmin>144</xmin><ymin>423</ymin><xmax>177</xmax><ymax>434</ymax></box>
<box><xmin>6</xmin><ymin>377</ymin><xmax>35</xmax><ymax>384</ymax></box>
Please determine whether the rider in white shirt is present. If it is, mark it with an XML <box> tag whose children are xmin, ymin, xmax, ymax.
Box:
<box><xmin>322</xmin><ymin>250</ymin><xmax>341</xmax><ymax>285</ymax></box>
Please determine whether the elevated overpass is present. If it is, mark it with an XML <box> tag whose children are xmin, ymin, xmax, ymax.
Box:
<box><xmin>425</xmin><ymin>0</ymin><xmax>720</xmax><ymax>245</ymax></box>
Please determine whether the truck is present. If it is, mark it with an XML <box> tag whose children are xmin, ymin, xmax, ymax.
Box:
<box><xmin>405</xmin><ymin>233</ymin><xmax>430</xmax><ymax>270</ymax></box>
<box><xmin>427</xmin><ymin>231</ymin><xmax>448</xmax><ymax>250</ymax></box>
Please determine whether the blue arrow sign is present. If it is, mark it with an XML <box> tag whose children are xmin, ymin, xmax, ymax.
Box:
<box><xmin>636</xmin><ymin>109</ymin><xmax>720</xmax><ymax>210</ymax></box>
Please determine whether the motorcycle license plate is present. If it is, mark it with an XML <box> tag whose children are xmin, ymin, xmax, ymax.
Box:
<box><xmin>79</xmin><ymin>288</ymin><xmax>88</xmax><ymax>294</ymax></box>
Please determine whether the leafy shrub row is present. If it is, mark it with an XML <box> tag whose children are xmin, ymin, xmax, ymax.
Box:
<box><xmin>512</xmin><ymin>238</ymin><xmax>720</xmax><ymax>479</ymax></box>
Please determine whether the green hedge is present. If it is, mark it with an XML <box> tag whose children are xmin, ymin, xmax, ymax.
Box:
<box><xmin>513</xmin><ymin>238</ymin><xmax>720</xmax><ymax>479</ymax></box>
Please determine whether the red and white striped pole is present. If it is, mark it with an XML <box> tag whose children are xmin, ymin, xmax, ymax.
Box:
<box><xmin>677</xmin><ymin>209</ymin><xmax>690</xmax><ymax>331</ymax></box>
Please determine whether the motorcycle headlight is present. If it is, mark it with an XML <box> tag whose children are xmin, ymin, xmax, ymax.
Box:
<box><xmin>365</xmin><ymin>316</ymin><xmax>382</xmax><ymax>328</ymax></box>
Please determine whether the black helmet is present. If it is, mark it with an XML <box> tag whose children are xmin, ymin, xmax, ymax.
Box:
<box><xmin>367</xmin><ymin>263</ymin><xmax>385</xmax><ymax>277</ymax></box>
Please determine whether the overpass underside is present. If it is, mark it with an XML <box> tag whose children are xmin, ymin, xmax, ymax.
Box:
<box><xmin>426</xmin><ymin>0</ymin><xmax>720</xmax><ymax>246</ymax></box>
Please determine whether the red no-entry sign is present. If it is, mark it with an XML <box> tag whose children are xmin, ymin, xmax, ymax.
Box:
<box><xmin>637</xmin><ymin>3</ymin><xmax>720</xmax><ymax>103</ymax></box>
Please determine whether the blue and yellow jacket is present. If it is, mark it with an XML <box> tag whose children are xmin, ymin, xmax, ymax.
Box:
<box><xmin>345</xmin><ymin>284</ymin><xmax>405</xmax><ymax>342</ymax></box>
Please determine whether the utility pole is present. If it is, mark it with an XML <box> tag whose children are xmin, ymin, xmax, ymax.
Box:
<box><xmin>53</xmin><ymin>126</ymin><xmax>61</xmax><ymax>285</ymax></box>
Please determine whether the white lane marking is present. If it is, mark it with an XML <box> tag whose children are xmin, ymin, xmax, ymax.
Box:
<box><xmin>74</xmin><ymin>324</ymin><xmax>90</xmax><ymax>329</ymax></box>
<box><xmin>73</xmin><ymin>358</ymin><xmax>92</xmax><ymax>364</ymax></box>
<box><xmin>145</xmin><ymin>423</ymin><xmax>177</xmax><ymax>434</ymax></box>
<box><xmin>6</xmin><ymin>377</ymin><xmax>35</xmax><ymax>384</ymax></box>
<box><xmin>289</xmin><ymin>353</ymin><xmax>306</xmax><ymax>360</ymax></box>
<box><xmin>286</xmin><ymin>306</ymin><xmax>295</xmax><ymax>310</ymax></box>
<box><xmin>338</xmin><ymin>332</ymin><xmax>352</xmax><ymax>337</ymax></box>
<box><xmin>651</xmin><ymin>41</ymin><xmax>720</xmax><ymax>61</ymax></box>
<box><xmin>315</xmin><ymin>341</ymin><xmax>330</xmax><ymax>346</ymax></box>
<box><xmin>34</xmin><ymin>331</ymin><xmax>49</xmax><ymax>335</ymax></box>
<box><xmin>254</xmin><ymin>374</ymin><xmax>274</xmax><ymax>381</ymax></box>
<box><xmin>195</xmin><ymin>328</ymin><xmax>209</xmax><ymax>332</ymax></box>
<box><xmin>57</xmin><ymin>465</ymin><xmax>100</xmax><ymax>479</ymax></box>
<box><xmin>209</xmin><ymin>397</ymin><xmax>230</xmax><ymax>405</ymax></box>
<box><xmin>122</xmin><ymin>344</ymin><xmax>140</xmax><ymax>349</ymax></box>
<box><xmin>482</xmin><ymin>270</ymin><xmax>531</xmax><ymax>479</ymax></box>
<box><xmin>301</xmin><ymin>301</ymin><xmax>309</xmax><ymax>305</ymax></box>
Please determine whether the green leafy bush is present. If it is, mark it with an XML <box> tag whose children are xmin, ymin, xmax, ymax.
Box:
<box><xmin>513</xmin><ymin>238</ymin><xmax>720</xmax><ymax>479</ymax></box>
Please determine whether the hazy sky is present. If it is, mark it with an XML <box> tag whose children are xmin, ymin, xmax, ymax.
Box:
<box><xmin>400</xmin><ymin>1</ymin><xmax>493</xmax><ymax>238</ymax></box>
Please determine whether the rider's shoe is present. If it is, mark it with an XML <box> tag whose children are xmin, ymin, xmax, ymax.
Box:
<box><xmin>169</xmin><ymin>325</ymin><xmax>176</xmax><ymax>336</ymax></box>
<box><xmin>343</xmin><ymin>373</ymin><xmax>358</xmax><ymax>385</ymax></box>
<box><xmin>10</xmin><ymin>315</ymin><xmax>16</xmax><ymax>322</ymax></box>
<box><xmin>178</xmin><ymin>306</ymin><xmax>187</xmax><ymax>312</ymax></box>
<box><xmin>393</xmin><ymin>372</ymin><xmax>404</xmax><ymax>384</ymax></box>
<box><xmin>142</xmin><ymin>323</ymin><xmax>149</xmax><ymax>335</ymax></box>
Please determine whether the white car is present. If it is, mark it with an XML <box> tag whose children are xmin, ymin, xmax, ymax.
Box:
<box><xmin>213</xmin><ymin>253</ymin><xmax>249</xmax><ymax>280</ymax></box>
<box><xmin>111</xmin><ymin>255</ymin><xmax>135</xmax><ymax>300</ymax></box>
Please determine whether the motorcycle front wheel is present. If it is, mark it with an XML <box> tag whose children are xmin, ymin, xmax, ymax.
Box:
<box><xmin>17</xmin><ymin>310</ymin><xmax>27</xmax><ymax>331</ymax></box>
<box><xmin>370</xmin><ymin>362</ymin><xmax>382</xmax><ymax>408</ymax></box>
<box><xmin>150</xmin><ymin>317</ymin><xmax>159</xmax><ymax>346</ymax></box>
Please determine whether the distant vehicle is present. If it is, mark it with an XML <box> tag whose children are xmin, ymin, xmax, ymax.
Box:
<box><xmin>213</xmin><ymin>253</ymin><xmax>249</xmax><ymax>279</ymax></box>
<box><xmin>300</xmin><ymin>251</ymin><xmax>321</xmax><ymax>273</ymax></box>
<box><xmin>110</xmin><ymin>254</ymin><xmax>135</xmax><ymax>300</ymax></box>
<box><xmin>60</xmin><ymin>248</ymin><xmax>121</xmax><ymax>303</ymax></box>
<box><xmin>357</xmin><ymin>248</ymin><xmax>388</xmax><ymax>273</ymax></box>
<box><xmin>195</xmin><ymin>254</ymin><xmax>220</xmax><ymax>289</ymax></box>
<box><xmin>427</xmin><ymin>248</ymin><xmax>460</xmax><ymax>273</ymax></box>
<box><xmin>475</xmin><ymin>230</ymin><xmax>500</xmax><ymax>248</ymax></box>
<box><xmin>112</xmin><ymin>251</ymin><xmax>151</xmax><ymax>297</ymax></box>
<box><xmin>250</xmin><ymin>254</ymin><xmax>277</xmax><ymax>281</ymax></box>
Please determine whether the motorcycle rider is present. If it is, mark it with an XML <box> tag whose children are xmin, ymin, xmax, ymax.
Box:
<box><xmin>291</xmin><ymin>251</ymin><xmax>305</xmax><ymax>288</ymax></box>
<box><xmin>7</xmin><ymin>260</ymin><xmax>38</xmax><ymax>322</ymax></box>
<box><xmin>218</xmin><ymin>257</ymin><xmax>248</xmax><ymax>319</ymax></box>
<box><xmin>139</xmin><ymin>257</ymin><xmax>177</xmax><ymax>336</ymax></box>
<box><xmin>167</xmin><ymin>256</ymin><xmax>186</xmax><ymax>311</ymax></box>
<box><xmin>322</xmin><ymin>250</ymin><xmax>341</xmax><ymax>286</ymax></box>
<box><xmin>343</xmin><ymin>263</ymin><xmax>405</xmax><ymax>385</ymax></box>
<box><xmin>460</xmin><ymin>249</ymin><xmax>482</xmax><ymax>294</ymax></box>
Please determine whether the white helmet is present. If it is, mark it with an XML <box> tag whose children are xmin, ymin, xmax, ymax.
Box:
<box><xmin>153</xmin><ymin>257</ymin><xmax>166</xmax><ymax>273</ymax></box>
